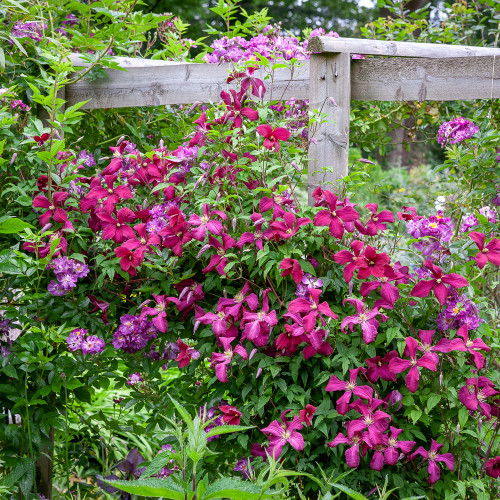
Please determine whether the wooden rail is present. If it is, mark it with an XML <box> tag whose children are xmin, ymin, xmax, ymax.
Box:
<box><xmin>65</xmin><ymin>38</ymin><xmax>500</xmax><ymax>204</ymax></box>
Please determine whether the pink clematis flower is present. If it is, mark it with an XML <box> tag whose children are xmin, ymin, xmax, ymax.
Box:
<box><xmin>389</xmin><ymin>336</ymin><xmax>438</xmax><ymax>393</ymax></box>
<box><xmin>384</xmin><ymin>427</ymin><xmax>415</xmax><ymax>465</ymax></box>
<box><xmin>340</xmin><ymin>299</ymin><xmax>385</xmax><ymax>344</ymax></box>
<box><xmin>201</xmin><ymin>234</ymin><xmax>236</xmax><ymax>276</ymax></box>
<box><xmin>237</xmin><ymin>212</ymin><xmax>268</xmax><ymax>250</ymax></box>
<box><xmin>288</xmin><ymin>288</ymin><xmax>338</xmax><ymax>333</ymax></box>
<box><xmin>188</xmin><ymin>204</ymin><xmax>226</xmax><ymax>241</ymax></box>
<box><xmin>313</xmin><ymin>190</ymin><xmax>360</xmax><ymax>240</ymax></box>
<box><xmin>126</xmin><ymin>223</ymin><xmax>161</xmax><ymax>254</ymax></box>
<box><xmin>365</xmin><ymin>351</ymin><xmax>398</xmax><ymax>383</ymax></box>
<box><xmin>219</xmin><ymin>89</ymin><xmax>259</xmax><ymax>129</ymax></box>
<box><xmin>458</xmin><ymin>376</ymin><xmax>499</xmax><ymax>418</ymax></box>
<box><xmin>158</xmin><ymin>207</ymin><xmax>192</xmax><ymax>256</ymax></box>
<box><xmin>276</xmin><ymin>321</ymin><xmax>307</xmax><ymax>354</ymax></box>
<box><xmin>227</xmin><ymin>67</ymin><xmax>266</xmax><ymax>98</ymax></box>
<box><xmin>325</xmin><ymin>368</ymin><xmax>373</xmax><ymax>415</ymax></box>
<box><xmin>219</xmin><ymin>405</ymin><xmax>242</xmax><ymax>425</ymax></box>
<box><xmin>210</xmin><ymin>337</ymin><xmax>248</xmax><ymax>383</ymax></box>
<box><xmin>33</xmin><ymin>192</ymin><xmax>72</xmax><ymax>229</ymax></box>
<box><xmin>416</xmin><ymin>329</ymin><xmax>451</xmax><ymax>364</ymax></box>
<box><xmin>411</xmin><ymin>259</ymin><xmax>468</xmax><ymax>306</ymax></box>
<box><xmin>84</xmin><ymin>175</ymin><xmax>133</xmax><ymax>212</ymax></box>
<box><xmin>411</xmin><ymin>439</ymin><xmax>454</xmax><ymax>484</ymax></box>
<box><xmin>469</xmin><ymin>232</ymin><xmax>500</xmax><ymax>269</ymax></box>
<box><xmin>241</xmin><ymin>289</ymin><xmax>278</xmax><ymax>347</ymax></box>
<box><xmin>261</xmin><ymin>410</ymin><xmax>305</xmax><ymax>459</ymax></box>
<box><xmin>355</xmin><ymin>203</ymin><xmax>395</xmax><ymax>236</ymax></box>
<box><xmin>195</xmin><ymin>306</ymin><xmax>239</xmax><ymax>338</ymax></box>
<box><xmin>175</xmin><ymin>339</ymin><xmax>200</xmax><ymax>368</ymax></box>
<box><xmin>303</xmin><ymin>328</ymin><xmax>333</xmax><ymax>359</ymax></box>
<box><xmin>347</xmin><ymin>399</ymin><xmax>391</xmax><ymax>443</ymax></box>
<box><xmin>279</xmin><ymin>258</ymin><xmax>304</xmax><ymax>285</ymax></box>
<box><xmin>333</xmin><ymin>240</ymin><xmax>365</xmax><ymax>282</ymax></box>
<box><xmin>216</xmin><ymin>282</ymin><xmax>259</xmax><ymax>321</ymax></box>
<box><xmin>356</xmin><ymin>247</ymin><xmax>391</xmax><ymax>280</ymax></box>
<box><xmin>256</xmin><ymin>124</ymin><xmax>291</xmax><ymax>152</ymax></box>
<box><xmin>97</xmin><ymin>207</ymin><xmax>136</xmax><ymax>243</ymax></box>
<box><xmin>448</xmin><ymin>325</ymin><xmax>490</xmax><ymax>370</ymax></box>
<box><xmin>327</xmin><ymin>423</ymin><xmax>365</xmax><ymax>468</ymax></box>
<box><xmin>299</xmin><ymin>404</ymin><xmax>317</xmax><ymax>427</ymax></box>
<box><xmin>140</xmin><ymin>294</ymin><xmax>173</xmax><ymax>333</ymax></box>
<box><xmin>268</xmin><ymin>212</ymin><xmax>311</xmax><ymax>240</ymax></box>
<box><xmin>114</xmin><ymin>242</ymin><xmax>145</xmax><ymax>276</ymax></box>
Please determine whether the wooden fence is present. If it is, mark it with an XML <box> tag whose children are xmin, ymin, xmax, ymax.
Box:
<box><xmin>66</xmin><ymin>37</ymin><xmax>500</xmax><ymax>203</ymax></box>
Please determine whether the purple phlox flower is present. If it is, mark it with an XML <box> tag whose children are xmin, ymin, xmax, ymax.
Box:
<box><xmin>340</xmin><ymin>298</ymin><xmax>384</xmax><ymax>344</ymax></box>
<box><xmin>437</xmin><ymin>117</ymin><xmax>479</xmax><ymax>146</ymax></box>
<box><xmin>241</xmin><ymin>289</ymin><xmax>277</xmax><ymax>347</ymax></box>
<box><xmin>234</xmin><ymin>457</ymin><xmax>254</xmax><ymax>479</ymax></box>
<box><xmin>448</xmin><ymin>325</ymin><xmax>490</xmax><ymax>370</ymax></box>
<box><xmin>112</xmin><ymin>315</ymin><xmax>157</xmax><ymax>353</ymax></box>
<box><xmin>389</xmin><ymin>336</ymin><xmax>438</xmax><ymax>393</ymax></box>
<box><xmin>127</xmin><ymin>373</ymin><xmax>142</xmax><ymax>385</ymax></box>
<box><xmin>261</xmin><ymin>410</ymin><xmax>305</xmax><ymax>459</ymax></box>
<box><xmin>78</xmin><ymin>149</ymin><xmax>95</xmax><ymax>167</ymax></box>
<box><xmin>52</xmin><ymin>256</ymin><xmax>74</xmax><ymax>278</ymax></box>
<box><xmin>210</xmin><ymin>336</ymin><xmax>248</xmax><ymax>383</ymax></box>
<box><xmin>325</xmin><ymin>367</ymin><xmax>373</xmax><ymax>415</ymax></box>
<box><xmin>436</xmin><ymin>291</ymin><xmax>480</xmax><ymax>332</ymax></box>
<box><xmin>188</xmin><ymin>203</ymin><xmax>226</xmax><ymax>241</ymax></box>
<box><xmin>48</xmin><ymin>280</ymin><xmax>67</xmax><ymax>296</ymax></box>
<box><xmin>72</xmin><ymin>260</ymin><xmax>89</xmax><ymax>278</ymax></box>
<box><xmin>411</xmin><ymin>439</ymin><xmax>454</xmax><ymax>484</ymax></box>
<box><xmin>458</xmin><ymin>376</ymin><xmax>499</xmax><ymax>419</ymax></box>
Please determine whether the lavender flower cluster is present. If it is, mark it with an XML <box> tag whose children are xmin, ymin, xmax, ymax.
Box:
<box><xmin>147</xmin><ymin>341</ymin><xmax>180</xmax><ymax>370</ymax></box>
<box><xmin>112</xmin><ymin>314</ymin><xmax>158</xmax><ymax>353</ymax></box>
<box><xmin>437</xmin><ymin>117</ymin><xmax>479</xmax><ymax>146</ymax></box>
<box><xmin>406</xmin><ymin>211</ymin><xmax>453</xmax><ymax>257</ymax></box>
<box><xmin>199</xmin><ymin>406</ymin><xmax>223</xmax><ymax>441</ymax></box>
<box><xmin>234</xmin><ymin>457</ymin><xmax>254</xmax><ymax>479</ymax></box>
<box><xmin>146</xmin><ymin>201</ymin><xmax>180</xmax><ymax>234</ymax></box>
<box><xmin>436</xmin><ymin>291</ymin><xmax>480</xmax><ymax>331</ymax></box>
<box><xmin>47</xmin><ymin>257</ymin><xmax>89</xmax><ymax>296</ymax></box>
<box><xmin>0</xmin><ymin>318</ymin><xmax>13</xmax><ymax>358</ymax></box>
<box><xmin>66</xmin><ymin>328</ymin><xmax>105</xmax><ymax>354</ymax></box>
<box><xmin>296</xmin><ymin>273</ymin><xmax>323</xmax><ymax>300</ymax></box>
<box><xmin>460</xmin><ymin>206</ymin><xmax>497</xmax><ymax>233</ymax></box>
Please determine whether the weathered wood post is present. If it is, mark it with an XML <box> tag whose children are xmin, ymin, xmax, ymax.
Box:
<box><xmin>307</xmin><ymin>51</ymin><xmax>351</xmax><ymax>205</ymax></box>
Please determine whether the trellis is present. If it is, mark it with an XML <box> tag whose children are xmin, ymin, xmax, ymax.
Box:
<box><xmin>66</xmin><ymin>37</ymin><xmax>500</xmax><ymax>203</ymax></box>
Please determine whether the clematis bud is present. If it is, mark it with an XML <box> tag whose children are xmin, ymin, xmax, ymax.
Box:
<box><xmin>439</xmin><ymin>372</ymin><xmax>443</xmax><ymax>386</ymax></box>
<box><xmin>358</xmin><ymin>158</ymin><xmax>375</xmax><ymax>165</ymax></box>
<box><xmin>10</xmin><ymin>153</ymin><xmax>17</xmax><ymax>165</ymax></box>
<box><xmin>159</xmin><ymin>139</ymin><xmax>164</xmax><ymax>148</ymax></box>
<box><xmin>193</xmin><ymin>320</ymin><xmax>201</xmax><ymax>333</ymax></box>
<box><xmin>116</xmin><ymin>135</ymin><xmax>125</xmax><ymax>146</ymax></box>
<box><xmin>249</xmin><ymin>348</ymin><xmax>258</xmax><ymax>360</ymax></box>
<box><xmin>291</xmin><ymin>162</ymin><xmax>301</xmax><ymax>172</ymax></box>
<box><xmin>197</xmin><ymin>244</ymin><xmax>210</xmax><ymax>258</ymax></box>
<box><xmin>328</xmin><ymin>97</ymin><xmax>338</xmax><ymax>107</ymax></box>
<box><xmin>232</xmin><ymin>217</ymin><xmax>237</xmax><ymax>231</ymax></box>
<box><xmin>310</xmin><ymin>137</ymin><xmax>318</xmax><ymax>144</ymax></box>
<box><xmin>456</xmin><ymin>423</ymin><xmax>460</xmax><ymax>435</ymax></box>
<box><xmin>256</xmin><ymin>367</ymin><xmax>262</xmax><ymax>379</ymax></box>
<box><xmin>189</xmin><ymin>101</ymin><xmax>201</xmax><ymax>113</ymax></box>
<box><xmin>40</xmin><ymin>223</ymin><xmax>52</xmax><ymax>235</ymax></box>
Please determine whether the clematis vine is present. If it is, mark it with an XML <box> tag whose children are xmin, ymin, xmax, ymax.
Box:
<box><xmin>458</xmin><ymin>376</ymin><xmax>499</xmax><ymax>418</ymax></box>
<box><xmin>411</xmin><ymin>439</ymin><xmax>454</xmax><ymax>484</ymax></box>
<box><xmin>325</xmin><ymin>368</ymin><xmax>373</xmax><ymax>415</ymax></box>
<box><xmin>469</xmin><ymin>232</ymin><xmax>500</xmax><ymax>269</ymax></box>
<box><xmin>261</xmin><ymin>410</ymin><xmax>305</xmax><ymax>459</ymax></box>
<box><xmin>448</xmin><ymin>324</ymin><xmax>490</xmax><ymax>369</ymax></box>
<box><xmin>313</xmin><ymin>190</ymin><xmax>360</xmax><ymax>239</ymax></box>
<box><xmin>210</xmin><ymin>337</ymin><xmax>248</xmax><ymax>383</ymax></box>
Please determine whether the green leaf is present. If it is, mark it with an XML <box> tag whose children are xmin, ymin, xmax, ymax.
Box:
<box><xmin>426</xmin><ymin>394</ymin><xmax>440</xmax><ymax>412</ymax></box>
<box><xmin>103</xmin><ymin>478</ymin><xmax>184</xmax><ymax>499</ymax></box>
<box><xmin>0</xmin><ymin>217</ymin><xmax>33</xmax><ymax>234</ymax></box>
<box><xmin>329</xmin><ymin>483</ymin><xmax>369</xmax><ymax>500</ymax></box>
<box><xmin>458</xmin><ymin>406</ymin><xmax>468</xmax><ymax>428</ymax></box>
<box><xmin>168</xmin><ymin>395</ymin><xmax>194</xmax><ymax>431</ymax></box>
<box><xmin>203</xmin><ymin>477</ymin><xmax>272</xmax><ymax>499</ymax></box>
<box><xmin>141</xmin><ymin>450</ymin><xmax>175</xmax><ymax>478</ymax></box>
<box><xmin>205</xmin><ymin>425</ymin><xmax>253</xmax><ymax>438</ymax></box>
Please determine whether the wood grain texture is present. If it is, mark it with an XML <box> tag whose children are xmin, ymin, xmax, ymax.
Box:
<box><xmin>308</xmin><ymin>36</ymin><xmax>500</xmax><ymax>58</ymax></box>
<box><xmin>350</xmin><ymin>56</ymin><xmax>500</xmax><ymax>101</ymax></box>
<box><xmin>308</xmin><ymin>53</ymin><xmax>351</xmax><ymax>204</ymax></box>
<box><xmin>66</xmin><ymin>61</ymin><xmax>310</xmax><ymax>109</ymax></box>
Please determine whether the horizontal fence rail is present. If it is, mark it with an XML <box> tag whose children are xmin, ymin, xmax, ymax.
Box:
<box><xmin>64</xmin><ymin>38</ymin><xmax>500</xmax><ymax>204</ymax></box>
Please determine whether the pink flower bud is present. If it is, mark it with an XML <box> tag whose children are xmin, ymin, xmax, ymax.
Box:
<box><xmin>197</xmin><ymin>244</ymin><xmax>210</xmax><ymax>258</ymax></box>
<box><xmin>358</xmin><ymin>158</ymin><xmax>375</xmax><ymax>165</ymax></box>
<box><xmin>256</xmin><ymin>367</ymin><xmax>262</xmax><ymax>379</ymax></box>
<box><xmin>116</xmin><ymin>135</ymin><xmax>125</xmax><ymax>145</ymax></box>
<box><xmin>10</xmin><ymin>153</ymin><xmax>17</xmax><ymax>165</ymax></box>
<box><xmin>249</xmin><ymin>348</ymin><xmax>258</xmax><ymax>360</ymax></box>
<box><xmin>41</xmin><ymin>223</ymin><xmax>52</xmax><ymax>234</ymax></box>
<box><xmin>189</xmin><ymin>101</ymin><xmax>201</xmax><ymax>113</ymax></box>
<box><xmin>232</xmin><ymin>217</ymin><xmax>237</xmax><ymax>231</ymax></box>
<box><xmin>328</xmin><ymin>97</ymin><xmax>338</xmax><ymax>107</ymax></box>
<box><xmin>310</xmin><ymin>137</ymin><xmax>318</xmax><ymax>144</ymax></box>
<box><xmin>193</xmin><ymin>320</ymin><xmax>201</xmax><ymax>333</ymax></box>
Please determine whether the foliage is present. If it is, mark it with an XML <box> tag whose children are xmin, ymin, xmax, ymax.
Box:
<box><xmin>1</xmin><ymin>1</ymin><xmax>500</xmax><ymax>499</ymax></box>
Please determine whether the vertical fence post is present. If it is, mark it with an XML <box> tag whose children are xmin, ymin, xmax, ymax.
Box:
<box><xmin>308</xmin><ymin>52</ymin><xmax>351</xmax><ymax>205</ymax></box>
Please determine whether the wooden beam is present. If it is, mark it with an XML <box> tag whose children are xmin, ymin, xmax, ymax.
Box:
<box><xmin>66</xmin><ymin>61</ymin><xmax>310</xmax><ymax>109</ymax></box>
<box><xmin>351</xmin><ymin>56</ymin><xmax>500</xmax><ymax>101</ymax></box>
<box><xmin>308</xmin><ymin>36</ymin><xmax>500</xmax><ymax>58</ymax></box>
<box><xmin>308</xmin><ymin>52</ymin><xmax>351</xmax><ymax>204</ymax></box>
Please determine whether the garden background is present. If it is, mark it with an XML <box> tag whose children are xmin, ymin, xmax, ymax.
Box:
<box><xmin>1</xmin><ymin>0</ymin><xmax>500</xmax><ymax>499</ymax></box>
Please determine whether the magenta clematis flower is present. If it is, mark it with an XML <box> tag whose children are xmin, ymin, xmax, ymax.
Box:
<box><xmin>210</xmin><ymin>337</ymin><xmax>248</xmax><ymax>383</ymax></box>
<box><xmin>241</xmin><ymin>289</ymin><xmax>278</xmax><ymax>347</ymax></box>
<box><xmin>175</xmin><ymin>339</ymin><xmax>199</xmax><ymax>368</ymax></box>
<box><xmin>237</xmin><ymin>212</ymin><xmax>268</xmax><ymax>250</ymax></box>
<box><xmin>384</xmin><ymin>427</ymin><xmax>415</xmax><ymax>465</ymax></box>
<box><xmin>33</xmin><ymin>191</ymin><xmax>72</xmax><ymax>229</ymax></box>
<box><xmin>201</xmin><ymin>234</ymin><xmax>236</xmax><ymax>276</ymax></box>
<box><xmin>313</xmin><ymin>190</ymin><xmax>360</xmax><ymax>240</ymax></box>
<box><xmin>303</xmin><ymin>328</ymin><xmax>333</xmax><ymax>359</ymax></box>
<box><xmin>411</xmin><ymin>259</ymin><xmax>468</xmax><ymax>306</ymax></box>
<box><xmin>448</xmin><ymin>325</ymin><xmax>490</xmax><ymax>370</ymax></box>
<box><xmin>256</xmin><ymin>124</ymin><xmax>291</xmax><ymax>152</ymax></box>
<box><xmin>416</xmin><ymin>329</ymin><xmax>451</xmax><ymax>364</ymax></box>
<box><xmin>126</xmin><ymin>223</ymin><xmax>161</xmax><ymax>254</ymax></box>
<box><xmin>327</xmin><ymin>423</ymin><xmax>365</xmax><ymax>468</ymax></box>
<box><xmin>458</xmin><ymin>377</ymin><xmax>499</xmax><ymax>418</ymax></box>
<box><xmin>216</xmin><ymin>282</ymin><xmax>258</xmax><ymax>321</ymax></box>
<box><xmin>299</xmin><ymin>404</ymin><xmax>317</xmax><ymax>427</ymax></box>
<box><xmin>97</xmin><ymin>207</ymin><xmax>136</xmax><ymax>243</ymax></box>
<box><xmin>85</xmin><ymin>174</ymin><xmax>133</xmax><ymax>212</ymax></box>
<box><xmin>325</xmin><ymin>368</ymin><xmax>373</xmax><ymax>415</ymax></box>
<box><xmin>356</xmin><ymin>246</ymin><xmax>391</xmax><ymax>280</ymax></box>
<box><xmin>288</xmin><ymin>288</ymin><xmax>338</xmax><ymax>333</ymax></box>
<box><xmin>347</xmin><ymin>399</ymin><xmax>391</xmax><ymax>443</ymax></box>
<box><xmin>333</xmin><ymin>240</ymin><xmax>365</xmax><ymax>282</ymax></box>
<box><xmin>485</xmin><ymin>456</ymin><xmax>500</xmax><ymax>479</ymax></box>
<box><xmin>365</xmin><ymin>351</ymin><xmax>398</xmax><ymax>383</ymax></box>
<box><xmin>188</xmin><ymin>204</ymin><xmax>226</xmax><ymax>241</ymax></box>
<box><xmin>159</xmin><ymin>207</ymin><xmax>192</xmax><ymax>256</ymax></box>
<box><xmin>389</xmin><ymin>336</ymin><xmax>438</xmax><ymax>393</ymax></box>
<box><xmin>114</xmin><ymin>242</ymin><xmax>145</xmax><ymax>276</ymax></box>
<box><xmin>279</xmin><ymin>258</ymin><xmax>304</xmax><ymax>285</ymax></box>
<box><xmin>340</xmin><ymin>299</ymin><xmax>384</xmax><ymax>344</ymax></box>
<box><xmin>227</xmin><ymin>66</ymin><xmax>265</xmax><ymax>98</ymax></box>
<box><xmin>219</xmin><ymin>405</ymin><xmax>242</xmax><ymax>425</ymax></box>
<box><xmin>261</xmin><ymin>410</ymin><xmax>305</xmax><ymax>459</ymax></box>
<box><xmin>259</xmin><ymin>192</ymin><xmax>294</xmax><ymax>219</ymax></box>
<box><xmin>355</xmin><ymin>203</ymin><xmax>395</xmax><ymax>236</ymax></box>
<box><xmin>411</xmin><ymin>439</ymin><xmax>454</xmax><ymax>484</ymax></box>
<box><xmin>469</xmin><ymin>232</ymin><xmax>500</xmax><ymax>269</ymax></box>
<box><xmin>195</xmin><ymin>306</ymin><xmax>238</xmax><ymax>338</ymax></box>
<box><xmin>219</xmin><ymin>89</ymin><xmax>259</xmax><ymax>129</ymax></box>
<box><xmin>140</xmin><ymin>294</ymin><xmax>173</xmax><ymax>333</ymax></box>
<box><xmin>268</xmin><ymin>212</ymin><xmax>311</xmax><ymax>240</ymax></box>
<box><xmin>276</xmin><ymin>321</ymin><xmax>306</xmax><ymax>354</ymax></box>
